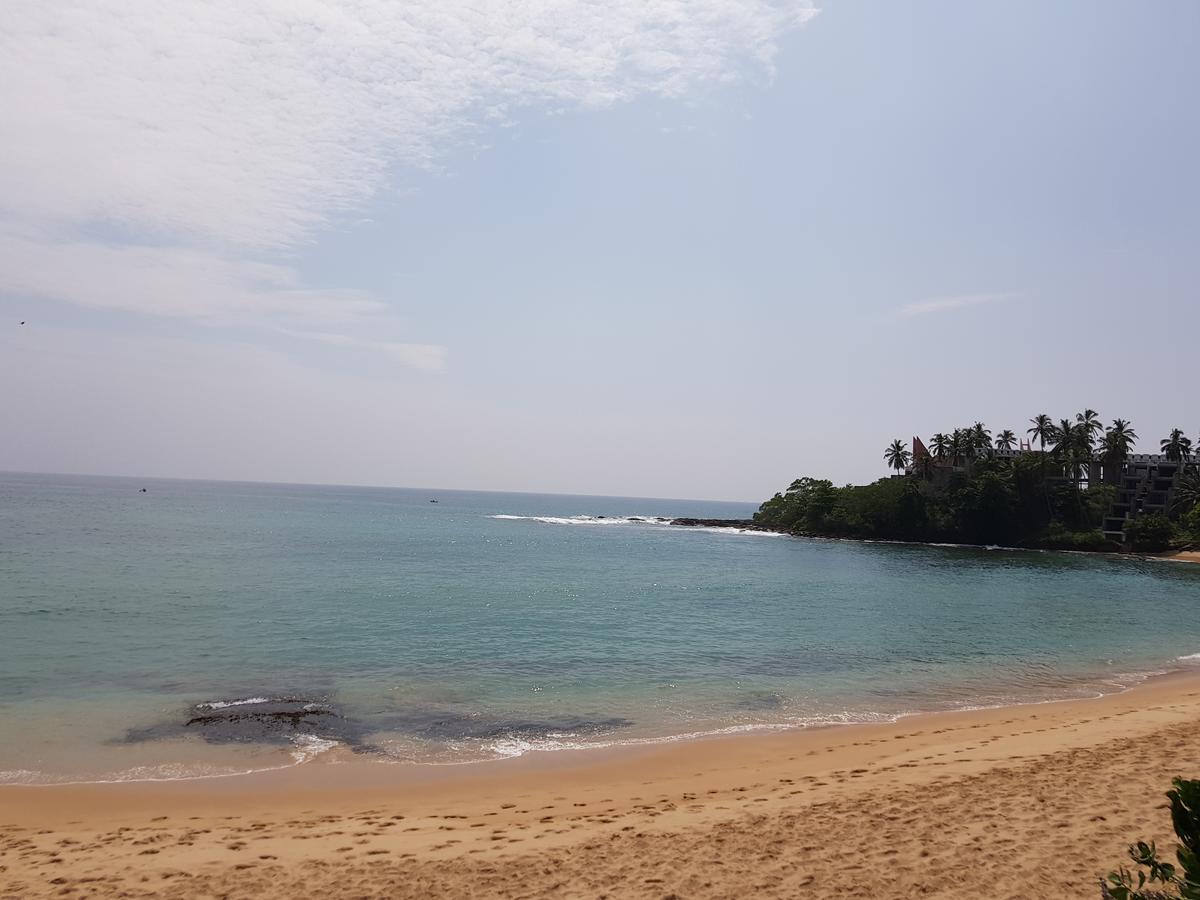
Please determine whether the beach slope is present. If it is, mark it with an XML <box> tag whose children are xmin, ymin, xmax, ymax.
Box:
<box><xmin>3</xmin><ymin>672</ymin><xmax>1200</xmax><ymax>899</ymax></box>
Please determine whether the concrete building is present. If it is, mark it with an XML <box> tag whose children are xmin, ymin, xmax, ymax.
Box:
<box><xmin>906</xmin><ymin>438</ymin><xmax>1194</xmax><ymax>547</ymax></box>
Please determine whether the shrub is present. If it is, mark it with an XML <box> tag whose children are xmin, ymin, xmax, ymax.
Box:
<box><xmin>1182</xmin><ymin>506</ymin><xmax>1200</xmax><ymax>544</ymax></box>
<box><xmin>1041</xmin><ymin>525</ymin><xmax>1114</xmax><ymax>552</ymax></box>
<box><xmin>1126</xmin><ymin>515</ymin><xmax>1177</xmax><ymax>553</ymax></box>
<box><xmin>1103</xmin><ymin>777</ymin><xmax>1200</xmax><ymax>899</ymax></box>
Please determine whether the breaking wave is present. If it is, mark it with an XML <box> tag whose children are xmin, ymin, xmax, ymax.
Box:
<box><xmin>195</xmin><ymin>697</ymin><xmax>275</xmax><ymax>710</ymax></box>
<box><xmin>488</xmin><ymin>514</ymin><xmax>778</xmax><ymax>536</ymax></box>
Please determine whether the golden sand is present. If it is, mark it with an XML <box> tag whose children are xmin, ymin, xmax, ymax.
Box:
<box><xmin>1161</xmin><ymin>550</ymin><xmax>1200</xmax><ymax>564</ymax></box>
<box><xmin>3</xmin><ymin>671</ymin><xmax>1200</xmax><ymax>899</ymax></box>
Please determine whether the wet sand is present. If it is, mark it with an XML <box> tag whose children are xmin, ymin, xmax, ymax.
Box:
<box><xmin>3</xmin><ymin>670</ymin><xmax>1200</xmax><ymax>899</ymax></box>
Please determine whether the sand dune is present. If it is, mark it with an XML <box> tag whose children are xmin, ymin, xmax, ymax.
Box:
<box><xmin>4</xmin><ymin>671</ymin><xmax>1200</xmax><ymax>899</ymax></box>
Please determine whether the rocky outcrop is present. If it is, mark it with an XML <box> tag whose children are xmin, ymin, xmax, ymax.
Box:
<box><xmin>669</xmin><ymin>518</ymin><xmax>775</xmax><ymax>532</ymax></box>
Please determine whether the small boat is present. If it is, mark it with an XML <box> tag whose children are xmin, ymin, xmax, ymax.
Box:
<box><xmin>429</xmin><ymin>499</ymin><xmax>438</xmax><ymax>503</ymax></box>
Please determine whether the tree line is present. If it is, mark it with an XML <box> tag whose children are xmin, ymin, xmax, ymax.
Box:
<box><xmin>884</xmin><ymin>412</ymin><xmax>1195</xmax><ymax>476</ymax></box>
<box><xmin>755</xmin><ymin>411</ymin><xmax>1199</xmax><ymax>552</ymax></box>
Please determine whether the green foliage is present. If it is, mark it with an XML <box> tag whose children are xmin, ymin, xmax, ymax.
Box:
<box><xmin>1126</xmin><ymin>515</ymin><xmax>1177</xmax><ymax>553</ymax></box>
<box><xmin>1086</xmin><ymin>484</ymin><xmax>1118</xmax><ymax>521</ymax></box>
<box><xmin>884</xmin><ymin>439</ymin><xmax>911</xmax><ymax>474</ymax></box>
<box><xmin>1175</xmin><ymin>471</ymin><xmax>1200</xmax><ymax>518</ymax></box>
<box><xmin>1028</xmin><ymin>414</ymin><xmax>1055</xmax><ymax>451</ymax></box>
<box><xmin>1161</xmin><ymin>430</ymin><xmax>1195</xmax><ymax>463</ymax></box>
<box><xmin>1182</xmin><ymin>506</ymin><xmax>1200</xmax><ymax>543</ymax></box>
<box><xmin>1042</xmin><ymin>524</ymin><xmax>1112</xmax><ymax>552</ymax></box>
<box><xmin>1104</xmin><ymin>778</ymin><xmax>1200</xmax><ymax>899</ymax></box>
<box><xmin>755</xmin><ymin>456</ymin><xmax>1117</xmax><ymax>550</ymax></box>
<box><xmin>757</xmin><ymin>412</ymin><xmax>1194</xmax><ymax>553</ymax></box>
<box><xmin>838</xmin><ymin>478</ymin><xmax>928</xmax><ymax>540</ymax></box>
<box><xmin>1171</xmin><ymin>779</ymin><xmax>1200</xmax><ymax>898</ymax></box>
<box><xmin>754</xmin><ymin>477</ymin><xmax>840</xmax><ymax>534</ymax></box>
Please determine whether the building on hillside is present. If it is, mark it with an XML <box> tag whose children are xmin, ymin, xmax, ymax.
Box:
<box><xmin>904</xmin><ymin>440</ymin><xmax>1194</xmax><ymax>547</ymax></box>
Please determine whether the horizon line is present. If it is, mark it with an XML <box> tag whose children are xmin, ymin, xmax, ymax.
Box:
<box><xmin>0</xmin><ymin>468</ymin><xmax>762</xmax><ymax>507</ymax></box>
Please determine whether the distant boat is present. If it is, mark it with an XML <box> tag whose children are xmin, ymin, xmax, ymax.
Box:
<box><xmin>429</xmin><ymin>499</ymin><xmax>438</xmax><ymax>503</ymax></box>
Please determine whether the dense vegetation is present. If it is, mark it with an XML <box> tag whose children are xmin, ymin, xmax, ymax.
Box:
<box><xmin>755</xmin><ymin>413</ymin><xmax>1200</xmax><ymax>552</ymax></box>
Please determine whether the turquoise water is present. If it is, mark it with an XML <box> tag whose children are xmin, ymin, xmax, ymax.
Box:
<box><xmin>1</xmin><ymin>471</ymin><xmax>1198</xmax><ymax>783</ymax></box>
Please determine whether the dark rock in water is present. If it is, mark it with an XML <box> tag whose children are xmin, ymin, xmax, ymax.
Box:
<box><xmin>669</xmin><ymin>517</ymin><xmax>771</xmax><ymax>531</ymax></box>
<box><xmin>121</xmin><ymin>697</ymin><xmax>368</xmax><ymax>748</ymax></box>
<box><xmin>119</xmin><ymin>698</ymin><xmax>634</xmax><ymax>754</ymax></box>
<box><xmin>733</xmin><ymin>691</ymin><xmax>787</xmax><ymax>711</ymax></box>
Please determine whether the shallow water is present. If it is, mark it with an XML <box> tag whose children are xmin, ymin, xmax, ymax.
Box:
<box><xmin>2</xmin><ymin>471</ymin><xmax>1198</xmax><ymax>783</ymax></box>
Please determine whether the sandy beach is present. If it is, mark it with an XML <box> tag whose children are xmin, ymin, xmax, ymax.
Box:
<box><xmin>3</xmin><ymin>671</ymin><xmax>1200</xmax><ymax>899</ymax></box>
<box><xmin>1161</xmin><ymin>550</ymin><xmax>1200</xmax><ymax>564</ymax></box>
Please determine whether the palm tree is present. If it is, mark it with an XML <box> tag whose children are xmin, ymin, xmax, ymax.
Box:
<box><xmin>930</xmin><ymin>433</ymin><xmax>950</xmax><ymax>460</ymax></box>
<box><xmin>971</xmin><ymin>422</ymin><xmax>992</xmax><ymax>457</ymax></box>
<box><xmin>914</xmin><ymin>453</ymin><xmax>937</xmax><ymax>482</ymax></box>
<box><xmin>995</xmin><ymin>429</ymin><xmax>1016</xmax><ymax>451</ymax></box>
<box><xmin>961</xmin><ymin>429</ymin><xmax>978</xmax><ymax>463</ymax></box>
<box><xmin>1051</xmin><ymin>419</ymin><xmax>1077</xmax><ymax>457</ymax></box>
<box><xmin>1174</xmin><ymin>469</ymin><xmax>1200</xmax><ymax>514</ymax></box>
<box><xmin>949</xmin><ymin>429</ymin><xmax>966</xmax><ymax>467</ymax></box>
<box><xmin>884</xmin><ymin>439</ymin><xmax>911</xmax><ymax>474</ymax></box>
<box><xmin>1099</xmin><ymin>419</ymin><xmax>1137</xmax><ymax>484</ymax></box>
<box><xmin>1053</xmin><ymin>418</ymin><xmax>1085</xmax><ymax>482</ymax></box>
<box><xmin>1161</xmin><ymin>428</ymin><xmax>1194</xmax><ymax>462</ymax></box>
<box><xmin>1101</xmin><ymin>419</ymin><xmax>1137</xmax><ymax>461</ymax></box>
<box><xmin>1075</xmin><ymin>409</ymin><xmax>1103</xmax><ymax>452</ymax></box>
<box><xmin>1028</xmin><ymin>414</ymin><xmax>1054</xmax><ymax>452</ymax></box>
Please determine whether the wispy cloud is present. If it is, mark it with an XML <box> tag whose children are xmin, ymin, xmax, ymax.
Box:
<box><xmin>280</xmin><ymin>329</ymin><xmax>447</xmax><ymax>373</ymax></box>
<box><xmin>897</xmin><ymin>292</ymin><xmax>1018</xmax><ymax>318</ymax></box>
<box><xmin>0</xmin><ymin>1</ymin><xmax>819</xmax><ymax>367</ymax></box>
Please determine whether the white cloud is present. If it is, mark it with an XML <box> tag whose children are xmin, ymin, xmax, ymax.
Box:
<box><xmin>0</xmin><ymin>1</ymin><xmax>817</xmax><ymax>367</ymax></box>
<box><xmin>0</xmin><ymin>229</ymin><xmax>382</xmax><ymax>322</ymax></box>
<box><xmin>279</xmin><ymin>329</ymin><xmax>448</xmax><ymax>372</ymax></box>
<box><xmin>897</xmin><ymin>292</ymin><xmax>1018</xmax><ymax>318</ymax></box>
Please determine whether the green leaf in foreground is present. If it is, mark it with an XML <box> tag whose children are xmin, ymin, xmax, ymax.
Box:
<box><xmin>1102</xmin><ymin>778</ymin><xmax>1200</xmax><ymax>899</ymax></box>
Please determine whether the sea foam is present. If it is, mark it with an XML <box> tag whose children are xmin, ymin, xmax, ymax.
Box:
<box><xmin>195</xmin><ymin>697</ymin><xmax>275</xmax><ymax>710</ymax></box>
<box><xmin>488</xmin><ymin>514</ymin><xmax>779</xmax><ymax>536</ymax></box>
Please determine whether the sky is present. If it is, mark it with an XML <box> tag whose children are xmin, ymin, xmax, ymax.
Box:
<box><xmin>2</xmin><ymin>1</ymin><xmax>1198</xmax><ymax>502</ymax></box>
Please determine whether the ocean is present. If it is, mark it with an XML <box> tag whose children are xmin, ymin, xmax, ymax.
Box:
<box><xmin>1</xmin><ymin>471</ymin><xmax>1198</xmax><ymax>784</ymax></box>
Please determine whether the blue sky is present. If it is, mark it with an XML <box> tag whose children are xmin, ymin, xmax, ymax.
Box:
<box><xmin>2</xmin><ymin>1</ymin><xmax>1197</xmax><ymax>501</ymax></box>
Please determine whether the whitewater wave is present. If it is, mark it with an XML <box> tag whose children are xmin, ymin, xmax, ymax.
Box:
<box><xmin>2</xmin><ymin>734</ymin><xmax>345</xmax><ymax>787</ymax></box>
<box><xmin>472</xmin><ymin>711</ymin><xmax>902</xmax><ymax>761</ymax></box>
<box><xmin>490</xmin><ymin>514</ymin><xmax>671</xmax><ymax>526</ymax></box>
<box><xmin>0</xmin><ymin>760</ymin><xmax>297</xmax><ymax>786</ymax></box>
<box><xmin>1179</xmin><ymin>653</ymin><xmax>1200</xmax><ymax>662</ymax></box>
<box><xmin>290</xmin><ymin>733</ymin><xmax>340</xmax><ymax>763</ymax></box>
<box><xmin>488</xmin><ymin>514</ymin><xmax>779</xmax><ymax>536</ymax></box>
<box><xmin>195</xmin><ymin>697</ymin><xmax>275</xmax><ymax>710</ymax></box>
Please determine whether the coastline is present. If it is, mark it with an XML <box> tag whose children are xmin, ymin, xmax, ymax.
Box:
<box><xmin>5</xmin><ymin>670</ymin><xmax>1200</xmax><ymax>898</ymax></box>
<box><xmin>671</xmin><ymin>517</ymin><xmax>1200</xmax><ymax>563</ymax></box>
<box><xmin>1156</xmin><ymin>550</ymin><xmax>1200</xmax><ymax>564</ymax></box>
